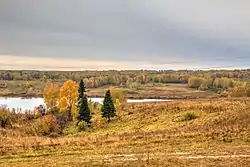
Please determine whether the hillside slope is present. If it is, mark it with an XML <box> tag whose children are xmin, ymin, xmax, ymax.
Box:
<box><xmin>1</xmin><ymin>99</ymin><xmax>250</xmax><ymax>166</ymax></box>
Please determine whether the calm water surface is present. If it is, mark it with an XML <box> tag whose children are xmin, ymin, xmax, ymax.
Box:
<box><xmin>0</xmin><ymin>97</ymin><xmax>170</xmax><ymax>111</ymax></box>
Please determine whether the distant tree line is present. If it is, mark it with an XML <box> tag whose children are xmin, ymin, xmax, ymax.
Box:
<box><xmin>188</xmin><ymin>76</ymin><xmax>250</xmax><ymax>97</ymax></box>
<box><xmin>1</xmin><ymin>70</ymin><xmax>250</xmax><ymax>89</ymax></box>
<box><xmin>188</xmin><ymin>77</ymin><xmax>234</xmax><ymax>91</ymax></box>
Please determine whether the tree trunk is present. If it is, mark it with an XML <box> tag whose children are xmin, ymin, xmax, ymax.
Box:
<box><xmin>67</xmin><ymin>105</ymin><xmax>73</xmax><ymax>121</ymax></box>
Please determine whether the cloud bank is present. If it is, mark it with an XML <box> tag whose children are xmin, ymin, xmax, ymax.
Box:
<box><xmin>0</xmin><ymin>0</ymin><xmax>250</xmax><ymax>70</ymax></box>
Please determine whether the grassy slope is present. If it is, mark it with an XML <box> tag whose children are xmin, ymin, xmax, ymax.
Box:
<box><xmin>0</xmin><ymin>99</ymin><xmax>250</xmax><ymax>166</ymax></box>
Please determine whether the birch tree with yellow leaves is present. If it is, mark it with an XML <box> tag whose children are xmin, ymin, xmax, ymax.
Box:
<box><xmin>43</xmin><ymin>82</ymin><xmax>60</xmax><ymax>111</ymax></box>
<box><xmin>58</xmin><ymin>80</ymin><xmax>79</xmax><ymax>120</ymax></box>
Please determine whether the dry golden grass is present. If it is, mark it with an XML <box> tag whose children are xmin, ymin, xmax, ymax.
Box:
<box><xmin>0</xmin><ymin>98</ymin><xmax>250</xmax><ymax>166</ymax></box>
<box><xmin>88</xmin><ymin>83</ymin><xmax>218</xmax><ymax>99</ymax></box>
<box><xmin>0</xmin><ymin>81</ymin><xmax>218</xmax><ymax>99</ymax></box>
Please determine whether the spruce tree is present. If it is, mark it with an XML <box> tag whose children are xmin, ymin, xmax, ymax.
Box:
<box><xmin>78</xmin><ymin>79</ymin><xmax>85</xmax><ymax>99</ymax></box>
<box><xmin>77</xmin><ymin>79</ymin><xmax>92</xmax><ymax>126</ymax></box>
<box><xmin>101</xmin><ymin>90</ymin><xmax>116</xmax><ymax>122</ymax></box>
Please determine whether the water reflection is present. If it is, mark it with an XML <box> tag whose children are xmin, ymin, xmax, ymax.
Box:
<box><xmin>0</xmin><ymin>97</ymin><xmax>170</xmax><ymax>111</ymax></box>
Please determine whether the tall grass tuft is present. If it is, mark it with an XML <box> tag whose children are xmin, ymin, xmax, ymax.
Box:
<box><xmin>181</xmin><ymin>112</ymin><xmax>198</xmax><ymax>122</ymax></box>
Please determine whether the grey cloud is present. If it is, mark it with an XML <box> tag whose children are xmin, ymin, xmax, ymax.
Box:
<box><xmin>0</xmin><ymin>0</ymin><xmax>250</xmax><ymax>69</ymax></box>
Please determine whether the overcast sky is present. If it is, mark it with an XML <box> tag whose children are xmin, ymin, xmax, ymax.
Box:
<box><xmin>0</xmin><ymin>0</ymin><xmax>250</xmax><ymax>70</ymax></box>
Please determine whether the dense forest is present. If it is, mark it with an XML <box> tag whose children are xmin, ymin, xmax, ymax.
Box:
<box><xmin>0</xmin><ymin>69</ymin><xmax>250</xmax><ymax>97</ymax></box>
<box><xmin>1</xmin><ymin>69</ymin><xmax>250</xmax><ymax>84</ymax></box>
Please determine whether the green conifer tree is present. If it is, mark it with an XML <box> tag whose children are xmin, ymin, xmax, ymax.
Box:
<box><xmin>77</xmin><ymin>79</ymin><xmax>92</xmax><ymax>126</ymax></box>
<box><xmin>101</xmin><ymin>90</ymin><xmax>116</xmax><ymax>122</ymax></box>
<box><xmin>78</xmin><ymin>79</ymin><xmax>85</xmax><ymax>99</ymax></box>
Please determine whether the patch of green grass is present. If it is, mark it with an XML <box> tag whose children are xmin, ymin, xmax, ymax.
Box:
<box><xmin>181</xmin><ymin>112</ymin><xmax>198</xmax><ymax>122</ymax></box>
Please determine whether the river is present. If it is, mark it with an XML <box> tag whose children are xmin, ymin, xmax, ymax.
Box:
<box><xmin>0</xmin><ymin>97</ymin><xmax>170</xmax><ymax>111</ymax></box>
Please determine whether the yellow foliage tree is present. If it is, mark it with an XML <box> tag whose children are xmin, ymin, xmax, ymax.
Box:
<box><xmin>228</xmin><ymin>82</ymin><xmax>250</xmax><ymax>97</ymax></box>
<box><xmin>109</xmin><ymin>86</ymin><xmax>126</xmax><ymax>107</ymax></box>
<box><xmin>58</xmin><ymin>80</ymin><xmax>79</xmax><ymax>119</ymax></box>
<box><xmin>188</xmin><ymin>77</ymin><xmax>203</xmax><ymax>88</ymax></box>
<box><xmin>43</xmin><ymin>83</ymin><xmax>59</xmax><ymax>110</ymax></box>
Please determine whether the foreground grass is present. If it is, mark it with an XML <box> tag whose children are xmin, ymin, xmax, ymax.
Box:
<box><xmin>0</xmin><ymin>99</ymin><xmax>250</xmax><ymax>166</ymax></box>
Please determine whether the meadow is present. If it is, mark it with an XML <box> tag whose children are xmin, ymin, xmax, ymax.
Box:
<box><xmin>0</xmin><ymin>98</ymin><xmax>249</xmax><ymax>166</ymax></box>
<box><xmin>0</xmin><ymin>70</ymin><xmax>250</xmax><ymax>166</ymax></box>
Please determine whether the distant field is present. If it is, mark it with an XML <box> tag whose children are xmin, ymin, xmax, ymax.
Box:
<box><xmin>88</xmin><ymin>83</ymin><xmax>219</xmax><ymax>99</ymax></box>
<box><xmin>0</xmin><ymin>80</ymin><xmax>218</xmax><ymax>99</ymax></box>
<box><xmin>1</xmin><ymin>99</ymin><xmax>249</xmax><ymax>166</ymax></box>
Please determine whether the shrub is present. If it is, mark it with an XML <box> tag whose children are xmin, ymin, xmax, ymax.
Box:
<box><xmin>63</xmin><ymin>121</ymin><xmax>78</xmax><ymax>135</ymax></box>
<box><xmin>181</xmin><ymin>112</ymin><xmax>197</xmax><ymax>122</ymax></box>
<box><xmin>27</xmin><ymin>115</ymin><xmax>61</xmax><ymax>136</ymax></box>
<box><xmin>0</xmin><ymin>106</ymin><xmax>14</xmax><ymax>128</ymax></box>
<box><xmin>55</xmin><ymin>110</ymin><xmax>72</xmax><ymax>129</ymax></box>
<box><xmin>47</xmin><ymin>106</ymin><xmax>60</xmax><ymax>115</ymax></box>
<box><xmin>0</xmin><ymin>110</ymin><xmax>12</xmax><ymax>128</ymax></box>
<box><xmin>63</xmin><ymin>121</ymin><xmax>88</xmax><ymax>135</ymax></box>
<box><xmin>22</xmin><ymin>111</ymin><xmax>36</xmax><ymax>120</ymax></box>
<box><xmin>77</xmin><ymin>120</ymin><xmax>88</xmax><ymax>131</ymax></box>
<box><xmin>188</xmin><ymin>77</ymin><xmax>204</xmax><ymax>88</ymax></box>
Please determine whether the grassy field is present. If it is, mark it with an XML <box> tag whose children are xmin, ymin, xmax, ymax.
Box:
<box><xmin>1</xmin><ymin>99</ymin><xmax>249</xmax><ymax>166</ymax></box>
<box><xmin>88</xmin><ymin>83</ymin><xmax>219</xmax><ymax>99</ymax></box>
<box><xmin>0</xmin><ymin>80</ymin><xmax>44</xmax><ymax>97</ymax></box>
<box><xmin>0</xmin><ymin>80</ymin><xmax>218</xmax><ymax>99</ymax></box>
